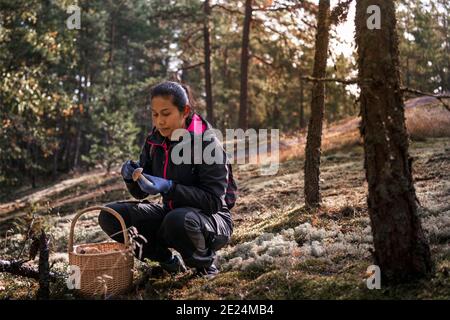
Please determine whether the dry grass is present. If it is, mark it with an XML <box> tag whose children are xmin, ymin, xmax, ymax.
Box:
<box><xmin>405</xmin><ymin>100</ymin><xmax>450</xmax><ymax>140</ymax></box>
<box><xmin>277</xmin><ymin>97</ymin><xmax>450</xmax><ymax>163</ymax></box>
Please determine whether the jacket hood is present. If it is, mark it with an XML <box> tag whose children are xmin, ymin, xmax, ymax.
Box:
<box><xmin>147</xmin><ymin>112</ymin><xmax>214</xmax><ymax>145</ymax></box>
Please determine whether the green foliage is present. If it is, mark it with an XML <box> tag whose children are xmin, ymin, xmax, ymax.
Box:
<box><xmin>81</xmin><ymin>109</ymin><xmax>140</xmax><ymax>171</ymax></box>
<box><xmin>398</xmin><ymin>0</ymin><xmax>450</xmax><ymax>93</ymax></box>
<box><xmin>0</xmin><ymin>0</ymin><xmax>169</xmax><ymax>192</ymax></box>
<box><xmin>1</xmin><ymin>0</ymin><xmax>444</xmax><ymax>193</ymax></box>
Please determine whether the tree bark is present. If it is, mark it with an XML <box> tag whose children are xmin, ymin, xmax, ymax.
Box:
<box><xmin>73</xmin><ymin>129</ymin><xmax>82</xmax><ymax>170</ymax></box>
<box><xmin>238</xmin><ymin>0</ymin><xmax>253</xmax><ymax>130</ymax></box>
<box><xmin>304</xmin><ymin>0</ymin><xmax>331</xmax><ymax>208</ymax></box>
<box><xmin>52</xmin><ymin>147</ymin><xmax>58</xmax><ymax>180</ymax></box>
<box><xmin>203</xmin><ymin>0</ymin><xmax>214</xmax><ymax>126</ymax></box>
<box><xmin>300</xmin><ymin>78</ymin><xmax>305</xmax><ymax>129</ymax></box>
<box><xmin>36</xmin><ymin>230</ymin><xmax>50</xmax><ymax>299</ymax></box>
<box><xmin>355</xmin><ymin>0</ymin><xmax>432</xmax><ymax>283</ymax></box>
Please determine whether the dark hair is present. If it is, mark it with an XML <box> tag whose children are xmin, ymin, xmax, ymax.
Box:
<box><xmin>150</xmin><ymin>81</ymin><xmax>196</xmax><ymax>116</ymax></box>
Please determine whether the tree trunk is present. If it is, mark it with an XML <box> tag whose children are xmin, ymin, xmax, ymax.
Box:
<box><xmin>52</xmin><ymin>145</ymin><xmax>59</xmax><ymax>180</ymax></box>
<box><xmin>36</xmin><ymin>230</ymin><xmax>50</xmax><ymax>299</ymax></box>
<box><xmin>304</xmin><ymin>0</ymin><xmax>330</xmax><ymax>208</ymax></box>
<box><xmin>73</xmin><ymin>129</ymin><xmax>82</xmax><ymax>170</ymax></box>
<box><xmin>203</xmin><ymin>0</ymin><xmax>214</xmax><ymax>126</ymax></box>
<box><xmin>27</xmin><ymin>141</ymin><xmax>37</xmax><ymax>189</ymax></box>
<box><xmin>299</xmin><ymin>78</ymin><xmax>305</xmax><ymax>129</ymax></box>
<box><xmin>238</xmin><ymin>0</ymin><xmax>253</xmax><ymax>130</ymax></box>
<box><xmin>219</xmin><ymin>48</ymin><xmax>230</xmax><ymax>130</ymax></box>
<box><xmin>355</xmin><ymin>0</ymin><xmax>432</xmax><ymax>283</ymax></box>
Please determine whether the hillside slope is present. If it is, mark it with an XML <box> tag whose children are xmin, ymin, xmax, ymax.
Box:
<box><xmin>0</xmin><ymin>99</ymin><xmax>449</xmax><ymax>299</ymax></box>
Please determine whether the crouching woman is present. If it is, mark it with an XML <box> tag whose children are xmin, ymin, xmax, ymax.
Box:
<box><xmin>98</xmin><ymin>81</ymin><xmax>235</xmax><ymax>278</ymax></box>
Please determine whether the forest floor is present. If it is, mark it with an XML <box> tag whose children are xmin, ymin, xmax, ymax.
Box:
<box><xmin>0</xmin><ymin>98</ymin><xmax>449</xmax><ymax>299</ymax></box>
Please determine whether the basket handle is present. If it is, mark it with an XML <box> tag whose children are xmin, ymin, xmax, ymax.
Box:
<box><xmin>68</xmin><ymin>206</ymin><xmax>130</xmax><ymax>254</ymax></box>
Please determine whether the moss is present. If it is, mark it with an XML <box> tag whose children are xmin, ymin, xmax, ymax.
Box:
<box><xmin>244</xmin><ymin>270</ymin><xmax>357</xmax><ymax>300</ymax></box>
<box><xmin>2</xmin><ymin>137</ymin><xmax>448</xmax><ymax>300</ymax></box>
<box><xmin>231</xmin><ymin>206</ymin><xmax>313</xmax><ymax>245</ymax></box>
<box><xmin>295</xmin><ymin>258</ymin><xmax>334</xmax><ymax>275</ymax></box>
<box><xmin>243</xmin><ymin>264</ymin><xmax>450</xmax><ymax>300</ymax></box>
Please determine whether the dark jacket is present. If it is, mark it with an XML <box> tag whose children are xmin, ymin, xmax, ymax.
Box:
<box><xmin>125</xmin><ymin>113</ymin><xmax>233</xmax><ymax>230</ymax></box>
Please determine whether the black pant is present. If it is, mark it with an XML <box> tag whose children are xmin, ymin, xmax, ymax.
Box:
<box><xmin>98</xmin><ymin>200</ymin><xmax>232</xmax><ymax>268</ymax></box>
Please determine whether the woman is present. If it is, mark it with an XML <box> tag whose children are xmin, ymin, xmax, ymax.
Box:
<box><xmin>98</xmin><ymin>81</ymin><xmax>234</xmax><ymax>278</ymax></box>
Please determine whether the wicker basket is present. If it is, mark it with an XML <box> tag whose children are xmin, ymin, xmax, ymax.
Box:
<box><xmin>68</xmin><ymin>206</ymin><xmax>134</xmax><ymax>298</ymax></box>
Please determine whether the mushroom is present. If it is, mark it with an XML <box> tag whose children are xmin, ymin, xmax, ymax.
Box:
<box><xmin>132</xmin><ymin>167</ymin><xmax>154</xmax><ymax>185</ymax></box>
<box><xmin>76</xmin><ymin>246</ymin><xmax>101</xmax><ymax>254</ymax></box>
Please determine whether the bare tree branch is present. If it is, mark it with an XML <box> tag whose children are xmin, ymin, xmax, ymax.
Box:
<box><xmin>401</xmin><ymin>87</ymin><xmax>450</xmax><ymax>99</ymax></box>
<box><xmin>253</xmin><ymin>17</ymin><xmax>287</xmax><ymax>38</ymax></box>
<box><xmin>183</xmin><ymin>27</ymin><xmax>204</xmax><ymax>43</ymax></box>
<box><xmin>148</xmin><ymin>11</ymin><xmax>197</xmax><ymax>21</ymax></box>
<box><xmin>252</xmin><ymin>17</ymin><xmax>293</xmax><ymax>52</ymax></box>
<box><xmin>170</xmin><ymin>62</ymin><xmax>205</xmax><ymax>79</ymax></box>
<box><xmin>211</xmin><ymin>4</ymin><xmax>243</xmax><ymax>15</ymax></box>
<box><xmin>299</xmin><ymin>17</ymin><xmax>316</xmax><ymax>30</ymax></box>
<box><xmin>250</xmin><ymin>54</ymin><xmax>273</xmax><ymax>67</ymax></box>
<box><xmin>301</xmin><ymin>75</ymin><xmax>359</xmax><ymax>85</ymax></box>
<box><xmin>180</xmin><ymin>28</ymin><xmax>204</xmax><ymax>52</ymax></box>
<box><xmin>401</xmin><ymin>87</ymin><xmax>450</xmax><ymax>111</ymax></box>
<box><xmin>253</xmin><ymin>2</ymin><xmax>307</xmax><ymax>13</ymax></box>
<box><xmin>179</xmin><ymin>62</ymin><xmax>204</xmax><ymax>71</ymax></box>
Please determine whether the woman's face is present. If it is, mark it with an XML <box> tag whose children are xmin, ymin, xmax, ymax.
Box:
<box><xmin>151</xmin><ymin>96</ymin><xmax>189</xmax><ymax>139</ymax></box>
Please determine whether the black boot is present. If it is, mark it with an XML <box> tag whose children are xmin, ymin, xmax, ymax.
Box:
<box><xmin>159</xmin><ymin>254</ymin><xmax>187</xmax><ymax>275</ymax></box>
<box><xmin>195</xmin><ymin>263</ymin><xmax>219</xmax><ymax>279</ymax></box>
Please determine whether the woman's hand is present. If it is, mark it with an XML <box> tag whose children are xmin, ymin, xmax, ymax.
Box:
<box><xmin>137</xmin><ymin>173</ymin><xmax>173</xmax><ymax>195</ymax></box>
<box><xmin>121</xmin><ymin>160</ymin><xmax>140</xmax><ymax>183</ymax></box>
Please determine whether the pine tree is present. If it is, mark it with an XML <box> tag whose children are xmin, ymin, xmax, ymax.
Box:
<box><xmin>304</xmin><ymin>0</ymin><xmax>331</xmax><ymax>208</ymax></box>
<box><xmin>355</xmin><ymin>0</ymin><xmax>432</xmax><ymax>283</ymax></box>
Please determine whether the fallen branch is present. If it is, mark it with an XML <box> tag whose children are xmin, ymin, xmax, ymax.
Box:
<box><xmin>0</xmin><ymin>259</ymin><xmax>58</xmax><ymax>281</ymax></box>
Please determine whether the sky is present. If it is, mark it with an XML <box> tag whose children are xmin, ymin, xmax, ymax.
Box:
<box><xmin>330</xmin><ymin>0</ymin><xmax>357</xmax><ymax>58</ymax></box>
<box><xmin>170</xmin><ymin>1</ymin><xmax>359</xmax><ymax>80</ymax></box>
